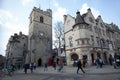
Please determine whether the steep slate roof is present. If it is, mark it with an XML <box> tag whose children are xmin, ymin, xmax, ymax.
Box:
<box><xmin>75</xmin><ymin>11</ymin><xmax>85</xmax><ymax>24</ymax></box>
<box><xmin>73</xmin><ymin>11</ymin><xmax>88</xmax><ymax>28</ymax></box>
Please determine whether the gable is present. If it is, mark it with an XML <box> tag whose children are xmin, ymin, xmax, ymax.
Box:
<box><xmin>64</xmin><ymin>15</ymin><xmax>75</xmax><ymax>33</ymax></box>
<box><xmin>82</xmin><ymin>9</ymin><xmax>96</xmax><ymax>25</ymax></box>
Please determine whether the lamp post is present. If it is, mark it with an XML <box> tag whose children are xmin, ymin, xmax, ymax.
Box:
<box><xmin>30</xmin><ymin>36</ymin><xmax>32</xmax><ymax>63</ymax></box>
<box><xmin>100</xmin><ymin>39</ymin><xmax>103</xmax><ymax>57</ymax></box>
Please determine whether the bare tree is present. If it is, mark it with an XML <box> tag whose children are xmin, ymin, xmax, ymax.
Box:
<box><xmin>53</xmin><ymin>22</ymin><xmax>66</xmax><ymax>65</ymax></box>
<box><xmin>53</xmin><ymin>21</ymin><xmax>65</xmax><ymax>49</ymax></box>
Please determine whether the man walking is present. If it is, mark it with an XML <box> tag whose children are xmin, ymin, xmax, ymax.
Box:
<box><xmin>30</xmin><ymin>63</ymin><xmax>33</xmax><ymax>73</ymax></box>
<box><xmin>95</xmin><ymin>57</ymin><xmax>100</xmax><ymax>68</ymax></box>
<box><xmin>77</xmin><ymin>59</ymin><xmax>85</xmax><ymax>74</ymax></box>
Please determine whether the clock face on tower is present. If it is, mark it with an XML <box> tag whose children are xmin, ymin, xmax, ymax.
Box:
<box><xmin>39</xmin><ymin>31</ymin><xmax>44</xmax><ymax>37</ymax></box>
<box><xmin>40</xmin><ymin>32</ymin><xmax>43</xmax><ymax>36</ymax></box>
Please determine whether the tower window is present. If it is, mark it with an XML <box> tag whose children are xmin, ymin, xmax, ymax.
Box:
<box><xmin>40</xmin><ymin>16</ymin><xmax>43</xmax><ymax>23</ymax></box>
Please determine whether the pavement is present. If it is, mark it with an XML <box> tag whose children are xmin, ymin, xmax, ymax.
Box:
<box><xmin>1</xmin><ymin>65</ymin><xmax>120</xmax><ymax>80</ymax></box>
<box><xmin>16</xmin><ymin>65</ymin><xmax>120</xmax><ymax>75</ymax></box>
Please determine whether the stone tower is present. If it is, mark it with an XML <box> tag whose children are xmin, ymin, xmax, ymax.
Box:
<box><xmin>26</xmin><ymin>7</ymin><xmax>52</xmax><ymax>66</ymax></box>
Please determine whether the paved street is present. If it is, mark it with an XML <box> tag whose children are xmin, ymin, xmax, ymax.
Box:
<box><xmin>1</xmin><ymin>65</ymin><xmax>120</xmax><ymax>80</ymax></box>
<box><xmin>1</xmin><ymin>73</ymin><xmax>120</xmax><ymax>80</ymax></box>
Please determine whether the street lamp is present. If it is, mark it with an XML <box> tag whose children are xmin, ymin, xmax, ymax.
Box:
<box><xmin>100</xmin><ymin>39</ymin><xmax>103</xmax><ymax>58</ymax></box>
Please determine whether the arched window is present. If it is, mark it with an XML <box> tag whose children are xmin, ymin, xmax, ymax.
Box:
<box><xmin>40</xmin><ymin>16</ymin><xmax>43</xmax><ymax>23</ymax></box>
<box><xmin>71</xmin><ymin>53</ymin><xmax>78</xmax><ymax>61</ymax></box>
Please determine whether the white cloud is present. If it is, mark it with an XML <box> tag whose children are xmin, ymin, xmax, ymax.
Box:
<box><xmin>54</xmin><ymin>1</ymin><xmax>59</xmax><ymax>7</ymax></box>
<box><xmin>22</xmin><ymin>0</ymin><xmax>33</xmax><ymax>6</ymax></box>
<box><xmin>0</xmin><ymin>9</ymin><xmax>28</xmax><ymax>35</ymax></box>
<box><xmin>80</xmin><ymin>3</ymin><xmax>100</xmax><ymax>18</ymax></box>
<box><xmin>80</xmin><ymin>3</ymin><xmax>89</xmax><ymax>14</ymax></box>
<box><xmin>53</xmin><ymin>0</ymin><xmax>68</xmax><ymax>22</ymax></box>
<box><xmin>0</xmin><ymin>9</ymin><xmax>13</xmax><ymax>18</ymax></box>
<box><xmin>0</xmin><ymin>46</ymin><xmax>6</xmax><ymax>56</ymax></box>
<box><xmin>51</xmin><ymin>0</ymin><xmax>68</xmax><ymax>48</ymax></box>
<box><xmin>53</xmin><ymin>7</ymin><xmax>68</xmax><ymax>22</ymax></box>
<box><xmin>0</xmin><ymin>9</ymin><xmax>13</xmax><ymax>25</ymax></box>
<box><xmin>91</xmin><ymin>8</ymin><xmax>100</xmax><ymax>18</ymax></box>
<box><xmin>5</xmin><ymin>22</ymin><xmax>28</xmax><ymax>35</ymax></box>
<box><xmin>0</xmin><ymin>9</ymin><xmax>28</xmax><ymax>56</ymax></box>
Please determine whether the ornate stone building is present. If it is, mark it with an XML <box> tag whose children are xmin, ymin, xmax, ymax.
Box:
<box><xmin>0</xmin><ymin>55</ymin><xmax>4</xmax><ymax>67</ymax></box>
<box><xmin>6</xmin><ymin>32</ymin><xmax>28</xmax><ymax>67</ymax></box>
<box><xmin>25</xmin><ymin>7</ymin><xmax>52</xmax><ymax>66</ymax></box>
<box><xmin>64</xmin><ymin>8</ymin><xmax>120</xmax><ymax>66</ymax></box>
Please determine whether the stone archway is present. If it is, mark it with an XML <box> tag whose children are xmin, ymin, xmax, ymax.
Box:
<box><xmin>70</xmin><ymin>53</ymin><xmax>79</xmax><ymax>67</ymax></box>
<box><xmin>38</xmin><ymin>58</ymin><xmax>42</xmax><ymax>67</ymax></box>
<box><xmin>97</xmin><ymin>52</ymin><xmax>101</xmax><ymax>58</ymax></box>
<box><xmin>71</xmin><ymin>53</ymin><xmax>79</xmax><ymax>61</ymax></box>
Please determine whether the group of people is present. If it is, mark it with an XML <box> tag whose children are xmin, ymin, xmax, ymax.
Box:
<box><xmin>5</xmin><ymin>56</ymin><xmax>118</xmax><ymax>75</ymax></box>
<box><xmin>7</xmin><ymin>64</ymin><xmax>15</xmax><ymax>76</ymax></box>
<box><xmin>1</xmin><ymin>54</ymin><xmax>119</xmax><ymax>77</ymax></box>
<box><xmin>44</xmin><ymin>58</ymin><xmax>86</xmax><ymax>74</ymax></box>
<box><xmin>24</xmin><ymin>63</ymin><xmax>36</xmax><ymax>74</ymax></box>
<box><xmin>44</xmin><ymin>57</ymin><xmax>64</xmax><ymax>72</ymax></box>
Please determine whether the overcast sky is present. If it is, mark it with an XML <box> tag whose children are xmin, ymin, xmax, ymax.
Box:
<box><xmin>0</xmin><ymin>0</ymin><xmax>120</xmax><ymax>56</ymax></box>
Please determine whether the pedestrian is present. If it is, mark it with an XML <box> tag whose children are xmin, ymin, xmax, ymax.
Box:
<box><xmin>82</xmin><ymin>57</ymin><xmax>87</xmax><ymax>68</ymax></box>
<box><xmin>7</xmin><ymin>64</ymin><xmax>13</xmax><ymax>76</ymax></box>
<box><xmin>18</xmin><ymin>64</ymin><xmax>20</xmax><ymax>70</ymax></box>
<box><xmin>76</xmin><ymin>59</ymin><xmax>85</xmax><ymax>74</ymax></box>
<box><xmin>95</xmin><ymin>57</ymin><xmax>100</xmax><ymax>69</ymax></box>
<box><xmin>109</xmin><ymin>55</ymin><xmax>114</xmax><ymax>65</ymax></box>
<box><xmin>44</xmin><ymin>62</ymin><xmax>48</xmax><ymax>71</ymax></box>
<box><xmin>53</xmin><ymin>56</ymin><xmax>57</xmax><ymax>70</ymax></box>
<box><xmin>58</xmin><ymin>59</ymin><xmax>63</xmax><ymax>72</ymax></box>
<box><xmin>30</xmin><ymin>63</ymin><xmax>33</xmax><ymax>73</ymax></box>
<box><xmin>33</xmin><ymin>63</ymin><xmax>36</xmax><ymax>70</ymax></box>
<box><xmin>24</xmin><ymin>64</ymin><xmax>28</xmax><ymax>74</ymax></box>
<box><xmin>11</xmin><ymin>64</ymin><xmax>15</xmax><ymax>74</ymax></box>
<box><xmin>99</xmin><ymin>58</ymin><xmax>103</xmax><ymax>68</ymax></box>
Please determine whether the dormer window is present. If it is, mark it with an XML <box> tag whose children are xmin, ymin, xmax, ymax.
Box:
<box><xmin>88</xmin><ymin>25</ymin><xmax>93</xmax><ymax>31</ymax></box>
<box><xmin>40</xmin><ymin>16</ymin><xmax>43</xmax><ymax>23</ymax></box>
<box><xmin>89</xmin><ymin>17</ymin><xmax>94</xmax><ymax>23</ymax></box>
<box><xmin>100</xmin><ymin>23</ymin><xmax>104</xmax><ymax>28</ymax></box>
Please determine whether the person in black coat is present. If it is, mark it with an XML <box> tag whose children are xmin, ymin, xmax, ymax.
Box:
<box><xmin>24</xmin><ymin>64</ymin><xmax>28</xmax><ymax>74</ymax></box>
<box><xmin>77</xmin><ymin>59</ymin><xmax>85</xmax><ymax>74</ymax></box>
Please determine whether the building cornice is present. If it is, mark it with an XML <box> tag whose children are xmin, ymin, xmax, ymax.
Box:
<box><xmin>64</xmin><ymin>29</ymin><xmax>73</xmax><ymax>34</ymax></box>
<box><xmin>72</xmin><ymin>22</ymin><xmax>89</xmax><ymax>29</ymax></box>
